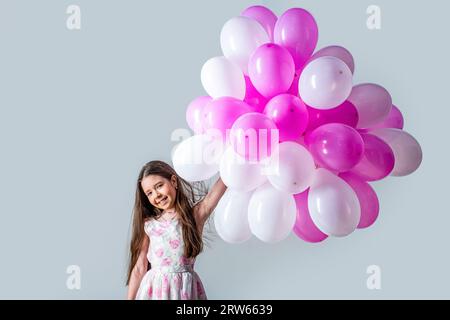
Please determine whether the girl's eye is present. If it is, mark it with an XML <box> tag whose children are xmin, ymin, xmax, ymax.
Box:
<box><xmin>157</xmin><ymin>184</ymin><xmax>162</xmax><ymax>189</ymax></box>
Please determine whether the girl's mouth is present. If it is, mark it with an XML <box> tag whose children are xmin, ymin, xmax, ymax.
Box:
<box><xmin>158</xmin><ymin>196</ymin><xmax>168</xmax><ymax>206</ymax></box>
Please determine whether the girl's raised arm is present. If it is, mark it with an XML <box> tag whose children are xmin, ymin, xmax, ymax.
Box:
<box><xmin>126</xmin><ymin>235</ymin><xmax>150</xmax><ymax>300</ymax></box>
<box><xmin>196</xmin><ymin>177</ymin><xmax>227</xmax><ymax>224</ymax></box>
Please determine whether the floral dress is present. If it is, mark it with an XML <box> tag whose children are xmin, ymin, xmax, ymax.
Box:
<box><xmin>135</xmin><ymin>211</ymin><xmax>207</xmax><ymax>300</ymax></box>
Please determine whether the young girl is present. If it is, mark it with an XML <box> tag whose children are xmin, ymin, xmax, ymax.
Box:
<box><xmin>126</xmin><ymin>160</ymin><xmax>227</xmax><ymax>300</ymax></box>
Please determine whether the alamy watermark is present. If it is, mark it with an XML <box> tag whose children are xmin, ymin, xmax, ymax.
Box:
<box><xmin>367</xmin><ymin>5</ymin><xmax>381</xmax><ymax>30</ymax></box>
<box><xmin>66</xmin><ymin>5</ymin><xmax>81</xmax><ymax>30</ymax></box>
<box><xmin>171</xmin><ymin>128</ymin><xmax>281</xmax><ymax>176</ymax></box>
<box><xmin>366</xmin><ymin>265</ymin><xmax>381</xmax><ymax>290</ymax></box>
<box><xmin>66</xmin><ymin>265</ymin><xmax>81</xmax><ymax>290</ymax></box>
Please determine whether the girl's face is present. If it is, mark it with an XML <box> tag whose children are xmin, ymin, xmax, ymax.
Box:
<box><xmin>141</xmin><ymin>174</ymin><xmax>177</xmax><ymax>211</ymax></box>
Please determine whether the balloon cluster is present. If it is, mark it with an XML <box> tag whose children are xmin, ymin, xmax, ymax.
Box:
<box><xmin>173</xmin><ymin>6</ymin><xmax>423</xmax><ymax>243</ymax></box>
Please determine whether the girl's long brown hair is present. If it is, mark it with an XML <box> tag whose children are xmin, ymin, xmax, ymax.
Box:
<box><xmin>126</xmin><ymin>160</ymin><xmax>208</xmax><ymax>285</ymax></box>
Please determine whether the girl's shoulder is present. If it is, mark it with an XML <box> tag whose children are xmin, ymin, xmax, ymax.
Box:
<box><xmin>144</xmin><ymin>216</ymin><xmax>156</xmax><ymax>227</ymax></box>
<box><xmin>143</xmin><ymin>217</ymin><xmax>156</xmax><ymax>237</ymax></box>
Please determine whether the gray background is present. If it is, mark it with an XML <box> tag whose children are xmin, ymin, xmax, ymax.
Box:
<box><xmin>0</xmin><ymin>0</ymin><xmax>447</xmax><ymax>299</ymax></box>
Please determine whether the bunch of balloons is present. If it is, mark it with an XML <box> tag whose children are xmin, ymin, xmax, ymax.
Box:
<box><xmin>173</xmin><ymin>5</ymin><xmax>422</xmax><ymax>244</ymax></box>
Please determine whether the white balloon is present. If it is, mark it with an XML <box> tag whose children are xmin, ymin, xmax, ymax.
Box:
<box><xmin>172</xmin><ymin>134</ymin><xmax>224</xmax><ymax>181</ymax></box>
<box><xmin>219</xmin><ymin>146</ymin><xmax>267</xmax><ymax>192</ymax></box>
<box><xmin>214</xmin><ymin>189</ymin><xmax>253</xmax><ymax>243</ymax></box>
<box><xmin>220</xmin><ymin>16</ymin><xmax>270</xmax><ymax>75</ymax></box>
<box><xmin>248</xmin><ymin>182</ymin><xmax>296</xmax><ymax>243</ymax></box>
<box><xmin>371</xmin><ymin>128</ymin><xmax>422</xmax><ymax>177</ymax></box>
<box><xmin>201</xmin><ymin>56</ymin><xmax>246</xmax><ymax>100</ymax></box>
<box><xmin>266</xmin><ymin>141</ymin><xmax>316</xmax><ymax>194</ymax></box>
<box><xmin>299</xmin><ymin>56</ymin><xmax>353</xmax><ymax>109</ymax></box>
<box><xmin>308</xmin><ymin>168</ymin><xmax>361</xmax><ymax>237</ymax></box>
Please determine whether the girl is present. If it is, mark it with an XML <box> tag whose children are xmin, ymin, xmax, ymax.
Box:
<box><xmin>126</xmin><ymin>160</ymin><xmax>227</xmax><ymax>300</ymax></box>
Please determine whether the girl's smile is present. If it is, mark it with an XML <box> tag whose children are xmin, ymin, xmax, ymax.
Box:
<box><xmin>157</xmin><ymin>196</ymin><xmax>168</xmax><ymax>206</ymax></box>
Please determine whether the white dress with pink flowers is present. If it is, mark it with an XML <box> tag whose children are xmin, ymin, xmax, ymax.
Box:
<box><xmin>135</xmin><ymin>214</ymin><xmax>207</xmax><ymax>300</ymax></box>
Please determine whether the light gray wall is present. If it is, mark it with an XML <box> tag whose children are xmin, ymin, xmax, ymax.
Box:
<box><xmin>0</xmin><ymin>0</ymin><xmax>447</xmax><ymax>299</ymax></box>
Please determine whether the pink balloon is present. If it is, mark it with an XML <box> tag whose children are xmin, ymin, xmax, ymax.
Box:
<box><xmin>306</xmin><ymin>100</ymin><xmax>359</xmax><ymax>133</ymax></box>
<box><xmin>244</xmin><ymin>76</ymin><xmax>268</xmax><ymax>113</ymax></box>
<box><xmin>348</xmin><ymin>83</ymin><xmax>392</xmax><ymax>128</ymax></box>
<box><xmin>287</xmin><ymin>70</ymin><xmax>301</xmax><ymax>96</ymax></box>
<box><xmin>293</xmin><ymin>189</ymin><xmax>328</xmax><ymax>243</ymax></box>
<box><xmin>274</xmin><ymin>8</ymin><xmax>319</xmax><ymax>70</ymax></box>
<box><xmin>361</xmin><ymin>104</ymin><xmax>404</xmax><ymax>132</ymax></box>
<box><xmin>370</xmin><ymin>128</ymin><xmax>422</xmax><ymax>177</ymax></box>
<box><xmin>295</xmin><ymin>135</ymin><xmax>307</xmax><ymax>147</ymax></box>
<box><xmin>306</xmin><ymin>123</ymin><xmax>364</xmax><ymax>171</ymax></box>
<box><xmin>339</xmin><ymin>172</ymin><xmax>379</xmax><ymax>229</ymax></box>
<box><xmin>241</xmin><ymin>5</ymin><xmax>277</xmax><ymax>42</ymax></box>
<box><xmin>348</xmin><ymin>133</ymin><xmax>395</xmax><ymax>181</ymax></box>
<box><xmin>202</xmin><ymin>97</ymin><xmax>252</xmax><ymax>141</ymax></box>
<box><xmin>230</xmin><ymin>112</ymin><xmax>278</xmax><ymax>162</ymax></box>
<box><xmin>186</xmin><ymin>96</ymin><xmax>212</xmax><ymax>134</ymax></box>
<box><xmin>263</xmin><ymin>94</ymin><xmax>309</xmax><ymax>142</ymax></box>
<box><xmin>309</xmin><ymin>45</ymin><xmax>355</xmax><ymax>74</ymax></box>
<box><xmin>248</xmin><ymin>43</ymin><xmax>295</xmax><ymax>98</ymax></box>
